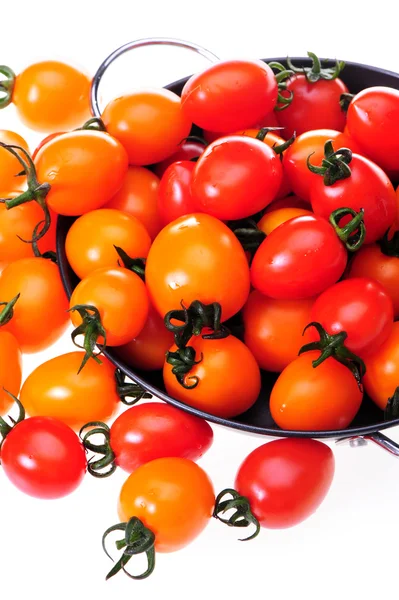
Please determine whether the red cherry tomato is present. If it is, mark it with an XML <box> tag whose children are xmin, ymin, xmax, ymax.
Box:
<box><xmin>181</xmin><ymin>59</ymin><xmax>278</xmax><ymax>133</ymax></box>
<box><xmin>158</xmin><ymin>161</ymin><xmax>196</xmax><ymax>226</ymax></box>
<box><xmin>251</xmin><ymin>215</ymin><xmax>348</xmax><ymax>299</ymax></box>
<box><xmin>235</xmin><ymin>439</ymin><xmax>335</xmax><ymax>528</ymax></box>
<box><xmin>1</xmin><ymin>416</ymin><xmax>86</xmax><ymax>498</ymax></box>
<box><xmin>346</xmin><ymin>86</ymin><xmax>399</xmax><ymax>178</ymax></box>
<box><xmin>154</xmin><ymin>140</ymin><xmax>206</xmax><ymax>177</ymax></box>
<box><xmin>310</xmin><ymin>278</ymin><xmax>394</xmax><ymax>356</ymax></box>
<box><xmin>108</xmin><ymin>402</ymin><xmax>213</xmax><ymax>473</ymax></box>
<box><xmin>191</xmin><ymin>136</ymin><xmax>283</xmax><ymax>220</ymax></box>
<box><xmin>310</xmin><ymin>153</ymin><xmax>397</xmax><ymax>244</ymax></box>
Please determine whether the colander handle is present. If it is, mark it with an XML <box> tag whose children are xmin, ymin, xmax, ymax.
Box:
<box><xmin>337</xmin><ymin>431</ymin><xmax>399</xmax><ymax>457</ymax></box>
<box><xmin>91</xmin><ymin>37</ymin><xmax>220</xmax><ymax>117</ymax></box>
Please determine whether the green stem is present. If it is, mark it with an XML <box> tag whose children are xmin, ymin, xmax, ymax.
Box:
<box><xmin>329</xmin><ymin>207</ymin><xmax>366</xmax><ymax>252</ymax></box>
<box><xmin>164</xmin><ymin>300</ymin><xmax>229</xmax><ymax>350</ymax></box>
<box><xmin>287</xmin><ymin>51</ymin><xmax>345</xmax><ymax>83</ymax></box>
<box><xmin>268</xmin><ymin>61</ymin><xmax>294</xmax><ymax>110</ymax></box>
<box><xmin>0</xmin><ymin>294</ymin><xmax>20</xmax><ymax>326</ymax></box>
<box><xmin>213</xmin><ymin>489</ymin><xmax>260</xmax><ymax>541</ymax></box>
<box><xmin>68</xmin><ymin>305</ymin><xmax>107</xmax><ymax>373</ymax></box>
<box><xmin>79</xmin><ymin>117</ymin><xmax>106</xmax><ymax>132</ymax></box>
<box><xmin>378</xmin><ymin>228</ymin><xmax>399</xmax><ymax>258</ymax></box>
<box><xmin>165</xmin><ymin>346</ymin><xmax>202</xmax><ymax>389</ymax></box>
<box><xmin>385</xmin><ymin>387</ymin><xmax>399</xmax><ymax>420</ymax></box>
<box><xmin>307</xmin><ymin>140</ymin><xmax>352</xmax><ymax>185</ymax></box>
<box><xmin>115</xmin><ymin>369</ymin><xmax>152</xmax><ymax>406</ymax></box>
<box><xmin>340</xmin><ymin>92</ymin><xmax>355</xmax><ymax>113</ymax></box>
<box><xmin>114</xmin><ymin>246</ymin><xmax>146</xmax><ymax>280</ymax></box>
<box><xmin>79</xmin><ymin>422</ymin><xmax>117</xmax><ymax>478</ymax></box>
<box><xmin>0</xmin><ymin>392</ymin><xmax>25</xmax><ymax>445</ymax></box>
<box><xmin>0</xmin><ymin>65</ymin><xmax>16</xmax><ymax>108</ymax></box>
<box><xmin>228</xmin><ymin>218</ymin><xmax>266</xmax><ymax>255</ymax></box>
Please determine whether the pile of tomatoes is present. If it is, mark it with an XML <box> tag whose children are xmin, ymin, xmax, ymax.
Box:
<box><xmin>1</xmin><ymin>50</ymin><xmax>399</xmax><ymax>581</ymax></box>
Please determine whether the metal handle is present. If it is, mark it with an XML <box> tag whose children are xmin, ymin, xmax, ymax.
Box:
<box><xmin>91</xmin><ymin>37</ymin><xmax>220</xmax><ymax>117</ymax></box>
<box><xmin>336</xmin><ymin>431</ymin><xmax>399</xmax><ymax>457</ymax></box>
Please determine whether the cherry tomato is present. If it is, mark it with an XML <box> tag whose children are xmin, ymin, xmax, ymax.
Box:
<box><xmin>115</xmin><ymin>303</ymin><xmax>174</xmax><ymax>371</ymax></box>
<box><xmin>181</xmin><ymin>60</ymin><xmax>277</xmax><ymax>133</ymax></box>
<box><xmin>363</xmin><ymin>323</ymin><xmax>399</xmax><ymax>410</ymax></box>
<box><xmin>146</xmin><ymin>214</ymin><xmax>250</xmax><ymax>322</ymax></box>
<box><xmin>1</xmin><ymin>416</ymin><xmax>86</xmax><ymax>498</ymax></box>
<box><xmin>12</xmin><ymin>61</ymin><xmax>91</xmax><ymax>132</ymax></box>
<box><xmin>243</xmin><ymin>291</ymin><xmax>314</xmax><ymax>372</ymax></box>
<box><xmin>154</xmin><ymin>140</ymin><xmax>206</xmax><ymax>177</ymax></box>
<box><xmin>102</xmin><ymin>89</ymin><xmax>192</xmax><ymax>166</ymax></box>
<box><xmin>310</xmin><ymin>278</ymin><xmax>393</xmax><ymax>356</ymax></box>
<box><xmin>164</xmin><ymin>334</ymin><xmax>261</xmax><ymax>419</ymax></box>
<box><xmin>235</xmin><ymin>439</ymin><xmax>335</xmax><ymax>528</ymax></box>
<box><xmin>34</xmin><ymin>130</ymin><xmax>129</xmax><ymax>216</ymax></box>
<box><xmin>257</xmin><ymin>207</ymin><xmax>313</xmax><ymax>235</ymax></box>
<box><xmin>277</xmin><ymin>76</ymin><xmax>348</xmax><ymax>138</ymax></box>
<box><xmin>310</xmin><ymin>153</ymin><xmax>397</xmax><ymax>244</ymax></box>
<box><xmin>20</xmin><ymin>351</ymin><xmax>120</xmax><ymax>429</ymax></box>
<box><xmin>0</xmin><ymin>331</ymin><xmax>22</xmax><ymax>416</ymax></box>
<box><xmin>104</xmin><ymin>166</ymin><xmax>162</xmax><ymax>240</ymax></box>
<box><xmin>70</xmin><ymin>267</ymin><xmax>149</xmax><ymax>346</ymax></box>
<box><xmin>158</xmin><ymin>161</ymin><xmax>196</xmax><ymax>225</ymax></box>
<box><xmin>251</xmin><ymin>215</ymin><xmax>347</xmax><ymax>300</ymax></box>
<box><xmin>283</xmin><ymin>129</ymin><xmax>363</xmax><ymax>202</ymax></box>
<box><xmin>118</xmin><ymin>457</ymin><xmax>214</xmax><ymax>552</ymax></box>
<box><xmin>203</xmin><ymin>111</ymin><xmax>281</xmax><ymax>144</ymax></box>
<box><xmin>0</xmin><ymin>196</ymin><xmax>57</xmax><ymax>271</ymax></box>
<box><xmin>0</xmin><ymin>130</ymin><xmax>28</xmax><ymax>191</ymax></box>
<box><xmin>346</xmin><ymin>86</ymin><xmax>399</xmax><ymax>178</ymax></box>
<box><xmin>270</xmin><ymin>351</ymin><xmax>363</xmax><ymax>430</ymax></box>
<box><xmin>0</xmin><ymin>258</ymin><xmax>69</xmax><ymax>353</ymax></box>
<box><xmin>191</xmin><ymin>136</ymin><xmax>283</xmax><ymax>220</ymax></box>
<box><xmin>65</xmin><ymin>208</ymin><xmax>151</xmax><ymax>280</ymax></box>
<box><xmin>32</xmin><ymin>132</ymin><xmax>64</xmax><ymax>160</ymax></box>
<box><xmin>109</xmin><ymin>403</ymin><xmax>213</xmax><ymax>473</ymax></box>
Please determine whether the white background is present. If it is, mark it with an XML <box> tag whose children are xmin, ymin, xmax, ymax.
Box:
<box><xmin>1</xmin><ymin>2</ymin><xmax>399</xmax><ymax>599</ymax></box>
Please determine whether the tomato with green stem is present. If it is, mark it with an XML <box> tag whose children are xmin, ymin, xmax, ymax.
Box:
<box><xmin>0</xmin><ymin>296</ymin><xmax>22</xmax><ymax>416</ymax></box>
<box><xmin>103</xmin><ymin>457</ymin><xmax>214</xmax><ymax>580</ymax></box>
<box><xmin>0</xmin><ymin>396</ymin><xmax>87</xmax><ymax>499</ymax></box>
<box><xmin>158</xmin><ymin>160</ymin><xmax>196</xmax><ymax>225</ymax></box>
<box><xmin>79</xmin><ymin>402</ymin><xmax>213</xmax><ymax>477</ymax></box>
<box><xmin>0</xmin><ymin>61</ymin><xmax>91</xmax><ymax>132</ymax></box>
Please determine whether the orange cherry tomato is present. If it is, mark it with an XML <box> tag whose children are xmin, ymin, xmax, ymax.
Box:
<box><xmin>102</xmin><ymin>89</ymin><xmax>192</xmax><ymax>166</ymax></box>
<box><xmin>34</xmin><ymin>130</ymin><xmax>128</xmax><ymax>216</ymax></box>
<box><xmin>118</xmin><ymin>457</ymin><xmax>215</xmax><ymax>552</ymax></box>
<box><xmin>20</xmin><ymin>351</ymin><xmax>120</xmax><ymax>429</ymax></box>
<box><xmin>243</xmin><ymin>291</ymin><xmax>314</xmax><ymax>372</ymax></box>
<box><xmin>263</xmin><ymin>195</ymin><xmax>311</xmax><ymax>213</ymax></box>
<box><xmin>146</xmin><ymin>213</ymin><xmax>250</xmax><ymax>322</ymax></box>
<box><xmin>69</xmin><ymin>267</ymin><xmax>149</xmax><ymax>346</ymax></box>
<box><xmin>0</xmin><ymin>330</ymin><xmax>22</xmax><ymax>416</ymax></box>
<box><xmin>0</xmin><ymin>192</ymin><xmax>57</xmax><ymax>271</ymax></box>
<box><xmin>104</xmin><ymin>166</ymin><xmax>162</xmax><ymax>240</ymax></box>
<box><xmin>163</xmin><ymin>334</ymin><xmax>261</xmax><ymax>418</ymax></box>
<box><xmin>0</xmin><ymin>258</ymin><xmax>69</xmax><ymax>353</ymax></box>
<box><xmin>0</xmin><ymin>130</ymin><xmax>28</xmax><ymax>191</ymax></box>
<box><xmin>65</xmin><ymin>208</ymin><xmax>151</xmax><ymax>280</ymax></box>
<box><xmin>258</xmin><ymin>207</ymin><xmax>313</xmax><ymax>235</ymax></box>
<box><xmin>363</xmin><ymin>322</ymin><xmax>399</xmax><ymax>410</ymax></box>
<box><xmin>270</xmin><ymin>352</ymin><xmax>363</xmax><ymax>431</ymax></box>
<box><xmin>12</xmin><ymin>61</ymin><xmax>91</xmax><ymax>132</ymax></box>
<box><xmin>115</xmin><ymin>303</ymin><xmax>174</xmax><ymax>371</ymax></box>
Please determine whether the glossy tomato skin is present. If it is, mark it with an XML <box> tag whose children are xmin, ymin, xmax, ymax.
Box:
<box><xmin>164</xmin><ymin>334</ymin><xmax>261</xmax><ymax>419</ymax></box>
<box><xmin>346</xmin><ymin>245</ymin><xmax>399</xmax><ymax>319</ymax></box>
<box><xmin>310</xmin><ymin>154</ymin><xmax>397</xmax><ymax>244</ymax></box>
<box><xmin>70</xmin><ymin>267</ymin><xmax>149</xmax><ymax>346</ymax></box>
<box><xmin>277</xmin><ymin>75</ymin><xmax>348</xmax><ymax>138</ymax></box>
<box><xmin>111</xmin><ymin>403</ymin><xmax>213</xmax><ymax>473</ymax></box>
<box><xmin>310</xmin><ymin>278</ymin><xmax>393</xmax><ymax>356</ymax></box>
<box><xmin>20</xmin><ymin>351</ymin><xmax>119</xmax><ymax>429</ymax></box>
<box><xmin>264</xmin><ymin>195</ymin><xmax>311</xmax><ymax>213</ymax></box>
<box><xmin>283</xmin><ymin>129</ymin><xmax>363</xmax><ymax>202</ymax></box>
<box><xmin>1</xmin><ymin>417</ymin><xmax>87</xmax><ymax>499</ymax></box>
<box><xmin>363</xmin><ymin>323</ymin><xmax>399</xmax><ymax>410</ymax></box>
<box><xmin>0</xmin><ymin>130</ymin><xmax>28</xmax><ymax>191</ymax></box>
<box><xmin>154</xmin><ymin>140</ymin><xmax>206</xmax><ymax>177</ymax></box>
<box><xmin>243</xmin><ymin>291</ymin><xmax>314</xmax><ymax>372</ymax></box>
<box><xmin>32</xmin><ymin>132</ymin><xmax>64</xmax><ymax>160</ymax></box>
<box><xmin>346</xmin><ymin>86</ymin><xmax>399</xmax><ymax>178</ymax></box>
<box><xmin>34</xmin><ymin>130</ymin><xmax>129</xmax><ymax>216</ymax></box>
<box><xmin>115</xmin><ymin>303</ymin><xmax>174</xmax><ymax>371</ymax></box>
<box><xmin>181</xmin><ymin>60</ymin><xmax>277</xmax><ymax>133</ymax></box>
<box><xmin>257</xmin><ymin>207</ymin><xmax>313</xmax><ymax>235</ymax></box>
<box><xmin>13</xmin><ymin>61</ymin><xmax>91</xmax><ymax>132</ymax></box>
<box><xmin>235</xmin><ymin>439</ymin><xmax>335</xmax><ymax>529</ymax></box>
<box><xmin>65</xmin><ymin>208</ymin><xmax>151</xmax><ymax>279</ymax></box>
<box><xmin>191</xmin><ymin>136</ymin><xmax>283</xmax><ymax>220</ymax></box>
<box><xmin>158</xmin><ymin>161</ymin><xmax>196</xmax><ymax>225</ymax></box>
<box><xmin>146</xmin><ymin>213</ymin><xmax>250</xmax><ymax>322</ymax></box>
<box><xmin>0</xmin><ymin>258</ymin><xmax>69</xmax><ymax>353</ymax></box>
<box><xmin>118</xmin><ymin>457</ymin><xmax>214</xmax><ymax>552</ymax></box>
<box><xmin>0</xmin><ymin>331</ymin><xmax>22</xmax><ymax>416</ymax></box>
<box><xmin>270</xmin><ymin>351</ymin><xmax>363</xmax><ymax>431</ymax></box>
<box><xmin>104</xmin><ymin>166</ymin><xmax>162</xmax><ymax>240</ymax></box>
<box><xmin>102</xmin><ymin>89</ymin><xmax>192</xmax><ymax>166</ymax></box>
<box><xmin>251</xmin><ymin>215</ymin><xmax>347</xmax><ymax>300</ymax></box>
